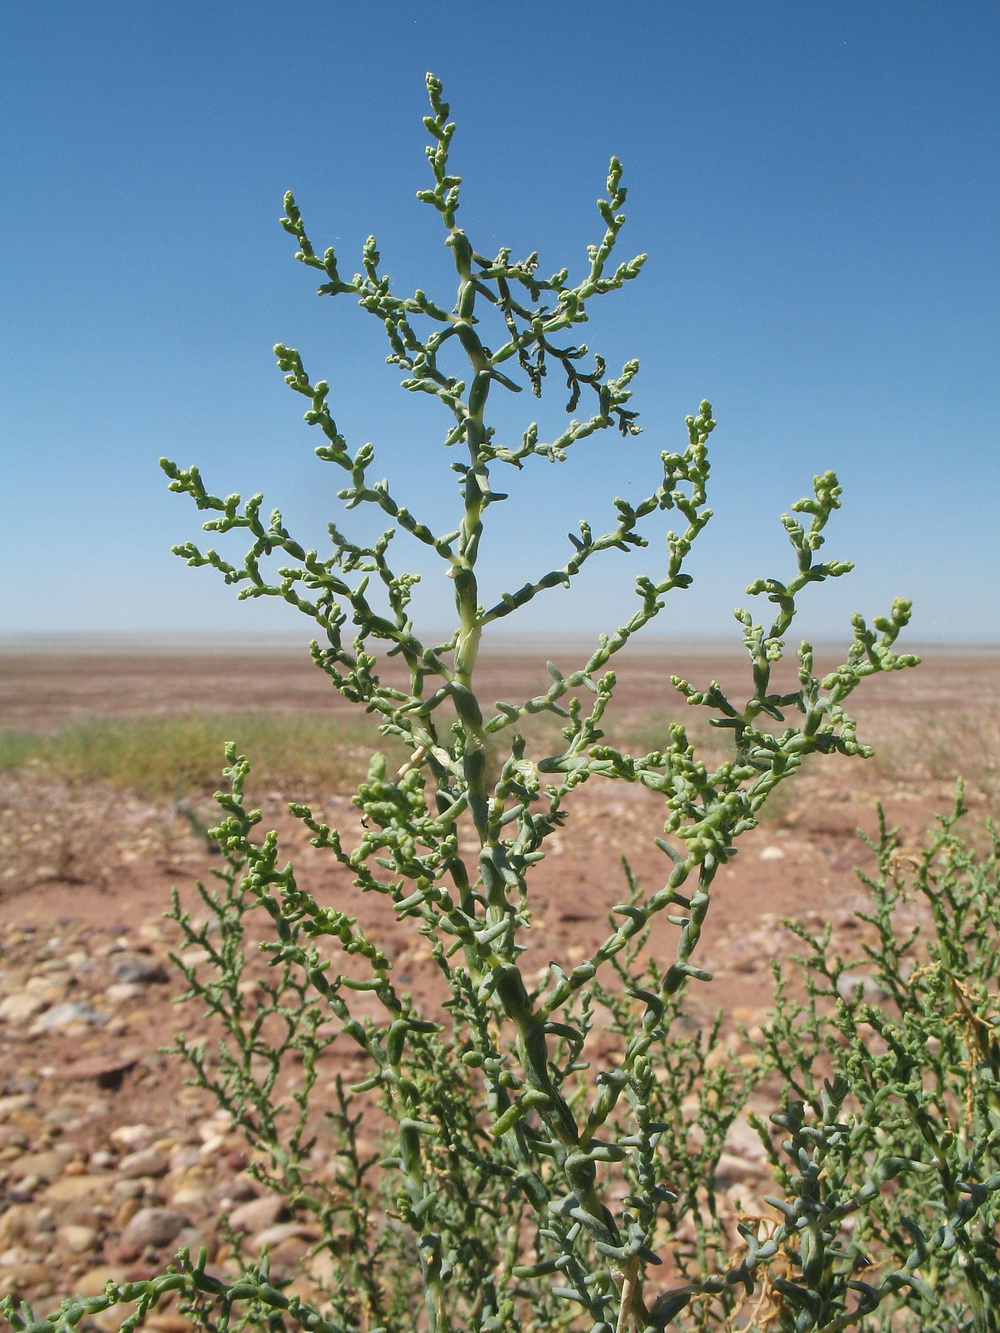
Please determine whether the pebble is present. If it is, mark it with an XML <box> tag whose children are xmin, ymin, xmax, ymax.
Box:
<box><xmin>207</xmin><ymin>1176</ymin><xmax>258</xmax><ymax>1206</ymax></box>
<box><xmin>119</xmin><ymin>1207</ymin><xmax>192</xmax><ymax>1250</ymax></box>
<box><xmin>0</xmin><ymin>1205</ymin><xmax>32</xmax><ymax>1245</ymax></box>
<box><xmin>0</xmin><ymin>1093</ymin><xmax>35</xmax><ymax>1118</ymax></box>
<box><xmin>106</xmin><ymin>982</ymin><xmax>148</xmax><ymax>1004</ymax></box>
<box><xmin>145</xmin><ymin>1315</ymin><xmax>193</xmax><ymax>1333</ymax></box>
<box><xmin>110</xmin><ymin>953</ymin><xmax>170</xmax><ymax>985</ymax></box>
<box><xmin>0</xmin><ymin>1260</ymin><xmax>51</xmax><ymax>1297</ymax></box>
<box><xmin>55</xmin><ymin>1054</ymin><xmax>138</xmax><ymax>1087</ymax></box>
<box><xmin>170</xmin><ymin>1185</ymin><xmax>208</xmax><ymax>1207</ymax></box>
<box><xmin>30</xmin><ymin>1001</ymin><xmax>108</xmax><ymax>1033</ymax></box>
<box><xmin>226</xmin><ymin>1193</ymin><xmax>288</xmax><ymax>1233</ymax></box>
<box><xmin>197</xmin><ymin>1113</ymin><xmax>236</xmax><ymax>1142</ymax></box>
<box><xmin>118</xmin><ymin>1146</ymin><xmax>170</xmax><ymax>1179</ymax></box>
<box><xmin>252</xmin><ymin>1221</ymin><xmax>321</xmax><ymax>1249</ymax></box>
<box><xmin>169</xmin><ymin>1144</ymin><xmax>203</xmax><ymax>1170</ymax></box>
<box><xmin>111</xmin><ymin>1119</ymin><xmax>154</xmax><ymax>1151</ymax></box>
<box><xmin>723</xmin><ymin>1118</ymin><xmax>768</xmax><ymax>1162</ymax></box>
<box><xmin>43</xmin><ymin>1173</ymin><xmax>108</xmax><ymax>1201</ymax></box>
<box><xmin>714</xmin><ymin>1152</ymin><xmax>765</xmax><ymax>1185</ymax></box>
<box><xmin>73</xmin><ymin>1265</ymin><xmax>130</xmax><ymax>1296</ymax></box>
<box><xmin>9</xmin><ymin>1144</ymin><xmax>75</xmax><ymax>1181</ymax></box>
<box><xmin>111</xmin><ymin>1178</ymin><xmax>146</xmax><ymax>1201</ymax></box>
<box><xmin>0</xmin><ymin>991</ymin><xmax>50</xmax><ymax>1023</ymax></box>
<box><xmin>114</xmin><ymin>1197</ymin><xmax>143</xmax><ymax>1229</ymax></box>
<box><xmin>57</xmin><ymin>1223</ymin><xmax>98</xmax><ymax>1253</ymax></box>
<box><xmin>836</xmin><ymin>971</ymin><xmax>888</xmax><ymax>1003</ymax></box>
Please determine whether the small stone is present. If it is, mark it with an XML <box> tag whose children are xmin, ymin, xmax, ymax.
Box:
<box><xmin>837</xmin><ymin>972</ymin><xmax>888</xmax><ymax>1003</ymax></box>
<box><xmin>731</xmin><ymin>955</ymin><xmax>762</xmax><ymax>973</ymax></box>
<box><xmin>111</xmin><ymin>1178</ymin><xmax>145</xmax><ymax>1202</ymax></box>
<box><xmin>10</xmin><ymin>1145</ymin><xmax>75</xmax><ymax>1181</ymax></box>
<box><xmin>119</xmin><ymin>1207</ymin><xmax>191</xmax><ymax>1250</ymax></box>
<box><xmin>57</xmin><ymin>1224</ymin><xmax>98</xmax><ymax>1254</ymax></box>
<box><xmin>0</xmin><ymin>992</ymin><xmax>49</xmax><ymax>1023</ymax></box>
<box><xmin>113</xmin><ymin>1196</ymin><xmax>143</xmax><ymax>1229</ymax></box>
<box><xmin>110</xmin><ymin>953</ymin><xmax>169</xmax><ymax>985</ymax></box>
<box><xmin>178</xmin><ymin>947</ymin><xmax>211</xmax><ymax>967</ymax></box>
<box><xmin>0</xmin><ymin>1204</ymin><xmax>32</xmax><ymax>1245</ymax></box>
<box><xmin>7</xmin><ymin>1175</ymin><xmax>40</xmax><ymax>1202</ymax></box>
<box><xmin>111</xmin><ymin>1123</ymin><xmax>156</xmax><ymax>1150</ymax></box>
<box><xmin>208</xmin><ymin>1176</ymin><xmax>257</xmax><ymax>1206</ymax></box>
<box><xmin>0</xmin><ymin>1244</ymin><xmax>45</xmax><ymax>1269</ymax></box>
<box><xmin>168</xmin><ymin>1144</ymin><xmax>202</xmax><ymax>1171</ymax></box>
<box><xmin>56</xmin><ymin>1198</ymin><xmax>102</xmax><ymax>1228</ymax></box>
<box><xmin>84</xmin><ymin>1308</ymin><xmax>127</xmax><ymax>1333</ymax></box>
<box><xmin>11</xmin><ymin>1260</ymin><xmax>51</xmax><ymax>1291</ymax></box>
<box><xmin>110</xmin><ymin>1242</ymin><xmax>144</xmax><ymax>1264</ymax></box>
<box><xmin>252</xmin><ymin>1221</ymin><xmax>321</xmax><ymax>1250</ymax></box>
<box><xmin>0</xmin><ymin>1093</ymin><xmax>35</xmax><ymax>1119</ymax></box>
<box><xmin>122</xmin><ymin>1261</ymin><xmax>160</xmax><ymax>1280</ymax></box>
<box><xmin>175</xmin><ymin>1226</ymin><xmax>209</xmax><ymax>1255</ymax></box>
<box><xmin>73</xmin><ymin>1265</ymin><xmax>129</xmax><ymax>1296</ymax></box>
<box><xmin>54</xmin><ymin>1055</ymin><xmax>138</xmax><ymax>1089</ymax></box>
<box><xmin>723</xmin><ymin>1119</ymin><xmax>768</xmax><ymax>1162</ymax></box>
<box><xmin>43</xmin><ymin>1174</ymin><xmax>107</xmax><ymax>1202</ymax></box>
<box><xmin>227</xmin><ymin>1193</ymin><xmax>287</xmax><ymax>1233</ymax></box>
<box><xmin>170</xmin><ymin>1186</ymin><xmax>207</xmax><ymax>1208</ymax></box>
<box><xmin>118</xmin><ymin>1147</ymin><xmax>170</xmax><ymax>1179</ymax></box>
<box><xmin>714</xmin><ymin>1152</ymin><xmax>764</xmax><ymax>1185</ymax></box>
<box><xmin>758</xmin><ymin>845</ymin><xmax>785</xmax><ymax>861</ymax></box>
<box><xmin>145</xmin><ymin>1315</ymin><xmax>194</xmax><ymax>1333</ymax></box>
<box><xmin>45</xmin><ymin>1104</ymin><xmax>83</xmax><ymax>1127</ymax></box>
<box><xmin>30</xmin><ymin>1001</ymin><xmax>108</xmax><ymax>1033</ymax></box>
<box><xmin>197</xmin><ymin>1113</ymin><xmax>235</xmax><ymax>1142</ymax></box>
<box><xmin>105</xmin><ymin>982</ymin><xmax>147</xmax><ymax>1004</ymax></box>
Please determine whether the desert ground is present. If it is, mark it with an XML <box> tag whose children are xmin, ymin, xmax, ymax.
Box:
<box><xmin>0</xmin><ymin>636</ymin><xmax>997</xmax><ymax>1312</ymax></box>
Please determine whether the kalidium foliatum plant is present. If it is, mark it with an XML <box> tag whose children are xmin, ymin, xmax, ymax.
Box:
<box><xmin>9</xmin><ymin>73</ymin><xmax>998</xmax><ymax>1333</ymax></box>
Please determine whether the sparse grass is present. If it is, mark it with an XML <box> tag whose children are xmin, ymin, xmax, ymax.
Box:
<box><xmin>0</xmin><ymin>708</ymin><xmax>727</xmax><ymax>804</ymax></box>
<box><xmin>865</xmin><ymin>706</ymin><xmax>1000</xmax><ymax>803</ymax></box>
<box><xmin>0</xmin><ymin>711</ymin><xmax>407</xmax><ymax>800</ymax></box>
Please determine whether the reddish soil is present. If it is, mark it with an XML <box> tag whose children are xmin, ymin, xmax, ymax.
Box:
<box><xmin>2</xmin><ymin>639</ymin><xmax>997</xmax><ymax>1017</ymax></box>
<box><xmin>0</xmin><ymin>638</ymin><xmax>996</xmax><ymax>1306</ymax></box>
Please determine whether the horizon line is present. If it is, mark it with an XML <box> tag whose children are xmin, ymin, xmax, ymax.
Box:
<box><xmin>2</xmin><ymin>630</ymin><xmax>998</xmax><ymax>656</ymax></box>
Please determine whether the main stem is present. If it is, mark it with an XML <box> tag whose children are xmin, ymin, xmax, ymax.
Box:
<box><xmin>449</xmin><ymin>229</ymin><xmax>490</xmax><ymax>692</ymax></box>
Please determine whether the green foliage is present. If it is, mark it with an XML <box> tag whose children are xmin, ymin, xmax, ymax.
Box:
<box><xmin>754</xmin><ymin>787</ymin><xmax>1000</xmax><ymax>1331</ymax></box>
<box><xmin>8</xmin><ymin>73</ymin><xmax>996</xmax><ymax>1333</ymax></box>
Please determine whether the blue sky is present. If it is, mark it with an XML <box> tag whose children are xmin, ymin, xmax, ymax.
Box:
<box><xmin>3</xmin><ymin>0</ymin><xmax>998</xmax><ymax>646</ymax></box>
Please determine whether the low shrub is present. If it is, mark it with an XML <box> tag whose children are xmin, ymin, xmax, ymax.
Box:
<box><xmin>8</xmin><ymin>75</ymin><xmax>995</xmax><ymax>1333</ymax></box>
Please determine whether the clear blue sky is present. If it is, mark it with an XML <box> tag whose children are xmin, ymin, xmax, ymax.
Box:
<box><xmin>3</xmin><ymin>1</ymin><xmax>998</xmax><ymax>645</ymax></box>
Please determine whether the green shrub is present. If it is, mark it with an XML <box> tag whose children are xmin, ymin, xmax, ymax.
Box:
<box><xmin>9</xmin><ymin>74</ymin><xmax>996</xmax><ymax>1333</ymax></box>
